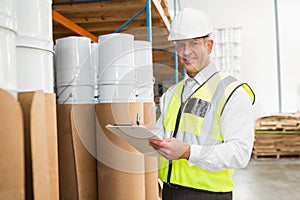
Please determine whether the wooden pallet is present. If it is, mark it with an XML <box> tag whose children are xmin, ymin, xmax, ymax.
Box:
<box><xmin>252</xmin><ymin>132</ymin><xmax>300</xmax><ymax>160</ymax></box>
<box><xmin>252</xmin><ymin>151</ymin><xmax>300</xmax><ymax>160</ymax></box>
<box><xmin>255</xmin><ymin>113</ymin><xmax>300</xmax><ymax>131</ymax></box>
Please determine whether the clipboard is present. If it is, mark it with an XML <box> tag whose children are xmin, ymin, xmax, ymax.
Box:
<box><xmin>105</xmin><ymin>124</ymin><xmax>162</xmax><ymax>157</ymax></box>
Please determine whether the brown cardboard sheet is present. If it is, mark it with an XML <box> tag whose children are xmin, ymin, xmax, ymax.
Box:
<box><xmin>70</xmin><ymin>105</ymin><xmax>98</xmax><ymax>200</ymax></box>
<box><xmin>44</xmin><ymin>93</ymin><xmax>59</xmax><ymax>200</ymax></box>
<box><xmin>0</xmin><ymin>89</ymin><xmax>25</xmax><ymax>200</ymax></box>
<box><xmin>144</xmin><ymin>156</ymin><xmax>159</xmax><ymax>200</ymax></box>
<box><xmin>96</xmin><ymin>103</ymin><xmax>146</xmax><ymax>200</ymax></box>
<box><xmin>143</xmin><ymin>102</ymin><xmax>156</xmax><ymax>130</ymax></box>
<box><xmin>18</xmin><ymin>91</ymin><xmax>51</xmax><ymax>200</ymax></box>
<box><xmin>143</xmin><ymin>102</ymin><xmax>159</xmax><ymax>200</ymax></box>
<box><xmin>57</xmin><ymin>105</ymin><xmax>78</xmax><ymax>200</ymax></box>
<box><xmin>57</xmin><ymin>104</ymin><xmax>98</xmax><ymax>200</ymax></box>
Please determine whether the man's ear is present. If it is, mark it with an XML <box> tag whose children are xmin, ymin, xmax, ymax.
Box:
<box><xmin>207</xmin><ymin>39</ymin><xmax>214</xmax><ymax>54</ymax></box>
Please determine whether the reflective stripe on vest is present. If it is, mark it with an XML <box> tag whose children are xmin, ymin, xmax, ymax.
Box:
<box><xmin>159</xmin><ymin>72</ymin><xmax>255</xmax><ymax>192</ymax></box>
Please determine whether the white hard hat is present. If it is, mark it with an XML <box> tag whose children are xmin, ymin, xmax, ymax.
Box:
<box><xmin>168</xmin><ymin>8</ymin><xmax>213</xmax><ymax>41</ymax></box>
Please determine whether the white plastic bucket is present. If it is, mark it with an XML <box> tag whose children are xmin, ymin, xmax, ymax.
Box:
<box><xmin>91</xmin><ymin>43</ymin><xmax>99</xmax><ymax>72</ymax></box>
<box><xmin>0</xmin><ymin>0</ymin><xmax>17</xmax><ymax>99</ymax></box>
<box><xmin>136</xmin><ymin>69</ymin><xmax>154</xmax><ymax>85</ymax></box>
<box><xmin>16</xmin><ymin>46</ymin><xmax>54</xmax><ymax>93</ymax></box>
<box><xmin>136</xmin><ymin>84</ymin><xmax>154</xmax><ymax>102</ymax></box>
<box><xmin>91</xmin><ymin>42</ymin><xmax>99</xmax><ymax>85</ymax></box>
<box><xmin>99</xmin><ymin>65</ymin><xmax>135</xmax><ymax>85</ymax></box>
<box><xmin>55</xmin><ymin>36</ymin><xmax>92</xmax><ymax>85</ymax></box>
<box><xmin>98</xmin><ymin>33</ymin><xmax>134</xmax><ymax>67</ymax></box>
<box><xmin>99</xmin><ymin>84</ymin><xmax>136</xmax><ymax>103</ymax></box>
<box><xmin>57</xmin><ymin>85</ymin><xmax>95</xmax><ymax>104</ymax></box>
<box><xmin>134</xmin><ymin>40</ymin><xmax>152</xmax><ymax>69</ymax></box>
<box><xmin>0</xmin><ymin>0</ymin><xmax>17</xmax><ymax>32</ymax></box>
<box><xmin>16</xmin><ymin>0</ymin><xmax>53</xmax><ymax>51</ymax></box>
<box><xmin>91</xmin><ymin>43</ymin><xmax>100</xmax><ymax>102</ymax></box>
<box><xmin>56</xmin><ymin>68</ymin><xmax>93</xmax><ymax>86</ymax></box>
<box><xmin>0</xmin><ymin>28</ymin><xmax>17</xmax><ymax>99</ymax></box>
<box><xmin>134</xmin><ymin>40</ymin><xmax>154</xmax><ymax>85</ymax></box>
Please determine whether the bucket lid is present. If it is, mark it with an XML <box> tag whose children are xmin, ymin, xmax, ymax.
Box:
<box><xmin>98</xmin><ymin>33</ymin><xmax>134</xmax><ymax>42</ymax></box>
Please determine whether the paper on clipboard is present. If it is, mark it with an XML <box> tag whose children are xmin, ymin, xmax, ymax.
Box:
<box><xmin>105</xmin><ymin>124</ymin><xmax>162</xmax><ymax>157</ymax></box>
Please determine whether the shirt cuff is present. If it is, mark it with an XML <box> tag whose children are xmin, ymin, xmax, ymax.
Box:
<box><xmin>188</xmin><ymin>144</ymin><xmax>201</xmax><ymax>166</ymax></box>
<box><xmin>188</xmin><ymin>144</ymin><xmax>215</xmax><ymax>166</ymax></box>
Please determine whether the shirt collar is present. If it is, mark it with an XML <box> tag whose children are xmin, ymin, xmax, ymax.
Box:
<box><xmin>184</xmin><ymin>62</ymin><xmax>219</xmax><ymax>86</ymax></box>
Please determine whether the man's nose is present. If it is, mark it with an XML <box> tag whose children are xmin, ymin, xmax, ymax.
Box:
<box><xmin>183</xmin><ymin>44</ymin><xmax>192</xmax><ymax>55</ymax></box>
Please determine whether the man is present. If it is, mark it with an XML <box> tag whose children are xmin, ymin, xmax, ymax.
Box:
<box><xmin>149</xmin><ymin>8</ymin><xmax>255</xmax><ymax>200</ymax></box>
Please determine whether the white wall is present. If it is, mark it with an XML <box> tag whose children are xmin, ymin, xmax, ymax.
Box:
<box><xmin>167</xmin><ymin>0</ymin><xmax>300</xmax><ymax>117</ymax></box>
<box><xmin>278</xmin><ymin>0</ymin><xmax>300</xmax><ymax>112</ymax></box>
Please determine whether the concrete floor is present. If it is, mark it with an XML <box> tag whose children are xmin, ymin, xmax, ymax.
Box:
<box><xmin>232</xmin><ymin>159</ymin><xmax>300</xmax><ymax>200</ymax></box>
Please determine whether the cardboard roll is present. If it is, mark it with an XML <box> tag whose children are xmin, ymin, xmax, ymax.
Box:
<box><xmin>57</xmin><ymin>104</ymin><xmax>97</xmax><ymax>200</ymax></box>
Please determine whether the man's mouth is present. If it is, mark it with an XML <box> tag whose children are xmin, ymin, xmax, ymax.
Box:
<box><xmin>183</xmin><ymin>57</ymin><xmax>194</xmax><ymax>63</ymax></box>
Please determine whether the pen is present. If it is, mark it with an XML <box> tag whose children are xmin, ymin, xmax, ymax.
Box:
<box><xmin>136</xmin><ymin>113</ymin><xmax>140</xmax><ymax>126</ymax></box>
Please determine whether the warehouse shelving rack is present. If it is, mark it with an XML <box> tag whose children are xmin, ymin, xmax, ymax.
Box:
<box><xmin>52</xmin><ymin>0</ymin><xmax>181</xmax><ymax>93</ymax></box>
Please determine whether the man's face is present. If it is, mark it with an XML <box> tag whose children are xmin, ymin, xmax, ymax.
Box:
<box><xmin>174</xmin><ymin>37</ymin><xmax>213</xmax><ymax>77</ymax></box>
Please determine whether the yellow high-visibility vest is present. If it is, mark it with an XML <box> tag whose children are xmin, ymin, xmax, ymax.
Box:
<box><xmin>159</xmin><ymin>72</ymin><xmax>255</xmax><ymax>192</ymax></box>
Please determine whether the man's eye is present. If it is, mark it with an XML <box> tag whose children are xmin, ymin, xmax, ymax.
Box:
<box><xmin>191</xmin><ymin>41</ymin><xmax>198</xmax><ymax>46</ymax></box>
<box><xmin>177</xmin><ymin>44</ymin><xmax>184</xmax><ymax>49</ymax></box>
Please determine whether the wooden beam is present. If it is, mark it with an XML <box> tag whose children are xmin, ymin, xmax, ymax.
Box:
<box><xmin>151</xmin><ymin>0</ymin><xmax>170</xmax><ymax>31</ymax></box>
<box><xmin>52</xmin><ymin>9</ymin><xmax>98</xmax><ymax>42</ymax></box>
<box><xmin>56</xmin><ymin>12</ymin><xmax>161</xmax><ymax>24</ymax></box>
<box><xmin>53</xmin><ymin>19</ymin><xmax>164</xmax><ymax>34</ymax></box>
<box><xmin>53</xmin><ymin>2</ymin><xmax>144</xmax><ymax>13</ymax></box>
<box><xmin>60</xmin><ymin>12</ymin><xmax>148</xmax><ymax>24</ymax></box>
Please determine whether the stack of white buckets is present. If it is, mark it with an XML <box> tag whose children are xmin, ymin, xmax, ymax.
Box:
<box><xmin>55</xmin><ymin>37</ymin><xmax>94</xmax><ymax>104</ymax></box>
<box><xmin>0</xmin><ymin>0</ymin><xmax>17</xmax><ymax>99</ymax></box>
<box><xmin>98</xmin><ymin>33</ymin><xmax>154</xmax><ymax>103</ymax></box>
<box><xmin>134</xmin><ymin>40</ymin><xmax>154</xmax><ymax>102</ymax></box>
<box><xmin>16</xmin><ymin>0</ymin><xmax>54</xmax><ymax>93</ymax></box>
<box><xmin>54</xmin><ymin>33</ymin><xmax>154</xmax><ymax>104</ymax></box>
<box><xmin>91</xmin><ymin>43</ymin><xmax>100</xmax><ymax>101</ymax></box>
<box><xmin>0</xmin><ymin>0</ymin><xmax>154</xmax><ymax>104</ymax></box>
<box><xmin>98</xmin><ymin>33</ymin><xmax>136</xmax><ymax>102</ymax></box>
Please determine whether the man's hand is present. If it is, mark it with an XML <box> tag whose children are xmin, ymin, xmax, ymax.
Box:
<box><xmin>149</xmin><ymin>138</ymin><xmax>190</xmax><ymax>160</ymax></box>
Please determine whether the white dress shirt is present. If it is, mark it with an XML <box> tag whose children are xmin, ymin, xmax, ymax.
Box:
<box><xmin>153</xmin><ymin>62</ymin><xmax>254</xmax><ymax>172</ymax></box>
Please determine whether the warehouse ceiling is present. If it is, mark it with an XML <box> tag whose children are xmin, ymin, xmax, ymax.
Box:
<box><xmin>52</xmin><ymin>0</ymin><xmax>183</xmax><ymax>83</ymax></box>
